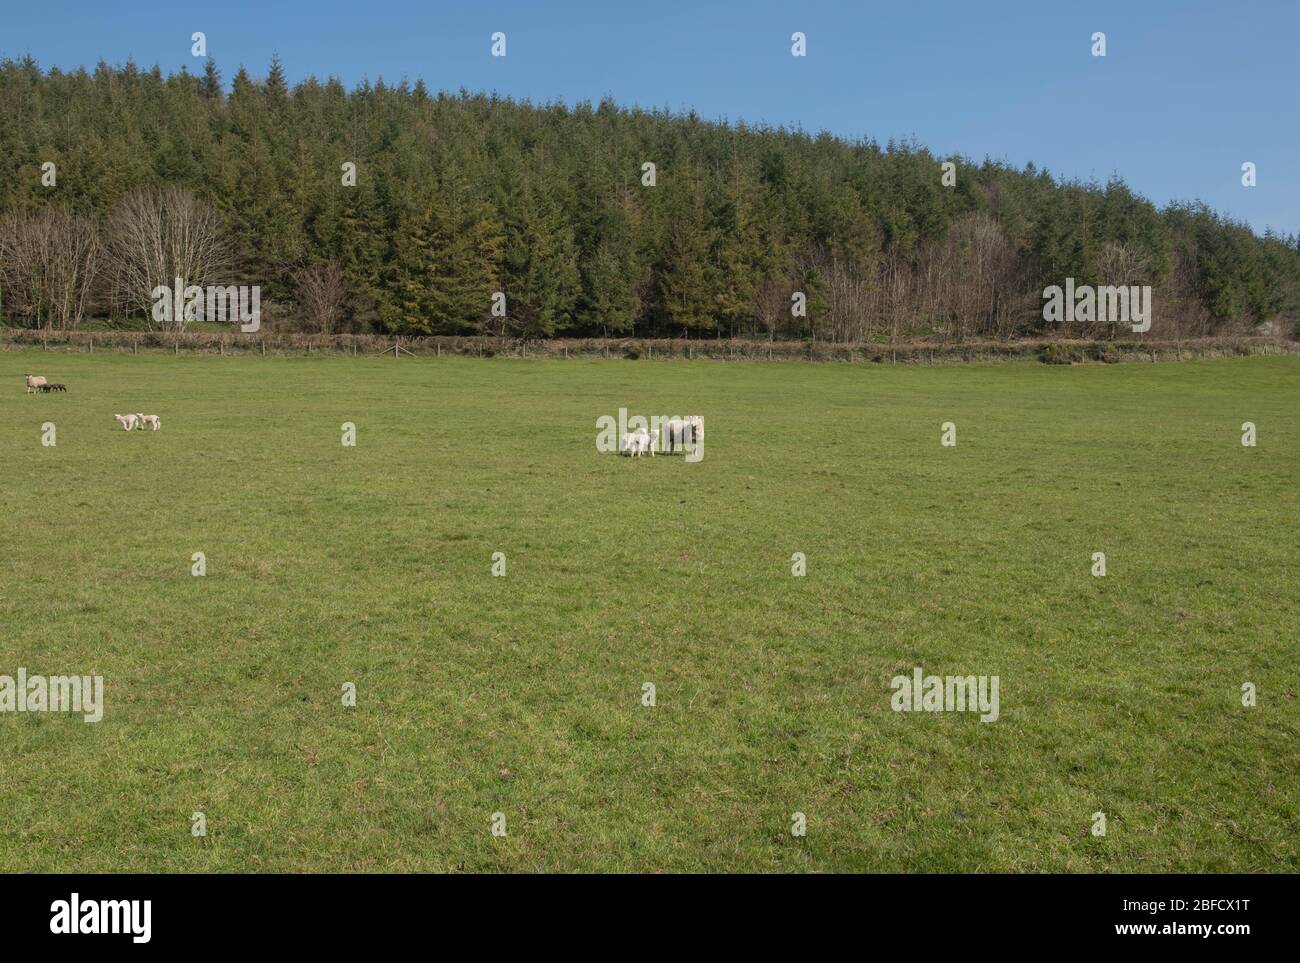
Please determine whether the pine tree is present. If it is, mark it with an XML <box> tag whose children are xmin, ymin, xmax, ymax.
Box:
<box><xmin>199</xmin><ymin>59</ymin><xmax>222</xmax><ymax>101</ymax></box>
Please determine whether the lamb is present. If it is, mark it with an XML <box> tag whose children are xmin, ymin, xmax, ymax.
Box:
<box><xmin>134</xmin><ymin>412</ymin><xmax>147</xmax><ymax>430</ymax></box>
<box><xmin>620</xmin><ymin>431</ymin><xmax>642</xmax><ymax>456</ymax></box>
<box><xmin>114</xmin><ymin>414</ymin><xmax>139</xmax><ymax>431</ymax></box>
<box><xmin>642</xmin><ymin>428</ymin><xmax>660</xmax><ymax>457</ymax></box>
<box><xmin>25</xmin><ymin>374</ymin><xmax>47</xmax><ymax>394</ymax></box>
<box><xmin>140</xmin><ymin>415</ymin><xmax>161</xmax><ymax>430</ymax></box>
<box><xmin>40</xmin><ymin>383</ymin><xmax>67</xmax><ymax>393</ymax></box>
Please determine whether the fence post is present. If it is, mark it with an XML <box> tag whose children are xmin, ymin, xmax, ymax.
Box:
<box><xmin>89</xmin><ymin>337</ymin><xmax>94</xmax><ymax>354</ymax></box>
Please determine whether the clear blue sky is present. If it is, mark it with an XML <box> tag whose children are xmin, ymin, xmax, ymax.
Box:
<box><xmin>4</xmin><ymin>0</ymin><xmax>1297</xmax><ymax>235</ymax></box>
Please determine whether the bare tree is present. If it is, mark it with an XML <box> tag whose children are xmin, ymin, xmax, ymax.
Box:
<box><xmin>293</xmin><ymin>261</ymin><xmax>347</xmax><ymax>333</ymax></box>
<box><xmin>106</xmin><ymin>187</ymin><xmax>231</xmax><ymax>330</ymax></box>
<box><xmin>0</xmin><ymin>206</ymin><xmax>101</xmax><ymax>329</ymax></box>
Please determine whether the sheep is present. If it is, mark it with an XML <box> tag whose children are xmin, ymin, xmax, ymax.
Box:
<box><xmin>665</xmin><ymin>416</ymin><xmax>704</xmax><ymax>454</ymax></box>
<box><xmin>25</xmin><ymin>374</ymin><xmax>47</xmax><ymax>394</ymax></box>
<box><xmin>134</xmin><ymin>412</ymin><xmax>147</xmax><ymax>430</ymax></box>
<box><xmin>38</xmin><ymin>383</ymin><xmax>67</xmax><ymax>393</ymax></box>
<box><xmin>620</xmin><ymin>431</ymin><xmax>641</xmax><ymax>456</ymax></box>
<box><xmin>632</xmin><ymin>427</ymin><xmax>656</xmax><ymax>458</ymax></box>
<box><xmin>642</xmin><ymin>428</ymin><xmax>660</xmax><ymax>457</ymax></box>
<box><xmin>140</xmin><ymin>415</ymin><xmax>161</xmax><ymax>430</ymax></box>
<box><xmin>113</xmin><ymin>414</ymin><xmax>139</xmax><ymax>431</ymax></box>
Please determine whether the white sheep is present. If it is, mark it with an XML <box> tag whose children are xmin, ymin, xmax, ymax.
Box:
<box><xmin>620</xmin><ymin>431</ymin><xmax>640</xmax><ymax>456</ymax></box>
<box><xmin>140</xmin><ymin>415</ymin><xmax>161</xmax><ymax>431</ymax></box>
<box><xmin>25</xmin><ymin>374</ymin><xmax>47</xmax><ymax>394</ymax></box>
<box><xmin>114</xmin><ymin>414</ymin><xmax>139</xmax><ymax>431</ymax></box>
<box><xmin>642</xmin><ymin>428</ymin><xmax>660</xmax><ymax>457</ymax></box>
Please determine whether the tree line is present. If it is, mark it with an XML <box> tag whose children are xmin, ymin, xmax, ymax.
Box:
<box><xmin>1</xmin><ymin>56</ymin><xmax>1297</xmax><ymax>341</ymax></box>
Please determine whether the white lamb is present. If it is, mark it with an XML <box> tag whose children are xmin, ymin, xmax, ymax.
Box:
<box><xmin>140</xmin><ymin>415</ymin><xmax>161</xmax><ymax>431</ymax></box>
<box><xmin>114</xmin><ymin>414</ymin><xmax>139</xmax><ymax>431</ymax></box>
<box><xmin>25</xmin><ymin>374</ymin><xmax>47</xmax><ymax>394</ymax></box>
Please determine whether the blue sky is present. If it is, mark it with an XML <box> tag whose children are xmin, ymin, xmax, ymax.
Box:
<box><xmin>4</xmin><ymin>0</ymin><xmax>1296</xmax><ymax>235</ymax></box>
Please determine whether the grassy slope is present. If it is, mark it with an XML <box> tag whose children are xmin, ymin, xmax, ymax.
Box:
<box><xmin>1</xmin><ymin>354</ymin><xmax>1296</xmax><ymax>872</ymax></box>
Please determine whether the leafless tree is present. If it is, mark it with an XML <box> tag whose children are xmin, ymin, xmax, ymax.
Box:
<box><xmin>106</xmin><ymin>187</ymin><xmax>232</xmax><ymax>330</ymax></box>
<box><xmin>0</xmin><ymin>206</ymin><xmax>101</xmax><ymax>329</ymax></box>
<box><xmin>294</xmin><ymin>261</ymin><xmax>347</xmax><ymax>333</ymax></box>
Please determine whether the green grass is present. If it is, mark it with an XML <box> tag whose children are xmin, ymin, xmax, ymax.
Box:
<box><xmin>2</xmin><ymin>353</ymin><xmax>1297</xmax><ymax>872</ymax></box>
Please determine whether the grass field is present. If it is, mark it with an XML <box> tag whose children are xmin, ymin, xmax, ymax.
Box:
<box><xmin>1</xmin><ymin>353</ymin><xmax>1296</xmax><ymax>872</ymax></box>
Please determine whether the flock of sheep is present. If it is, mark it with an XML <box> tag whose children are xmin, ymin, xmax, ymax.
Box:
<box><xmin>24</xmin><ymin>373</ymin><xmax>161</xmax><ymax>431</ymax></box>
<box><xmin>620</xmin><ymin>416</ymin><xmax>703</xmax><ymax>457</ymax></box>
<box><xmin>24</xmin><ymin>374</ymin><xmax>67</xmax><ymax>393</ymax></box>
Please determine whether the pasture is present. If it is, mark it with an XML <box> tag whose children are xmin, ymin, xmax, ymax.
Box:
<box><xmin>1</xmin><ymin>353</ymin><xmax>1296</xmax><ymax>872</ymax></box>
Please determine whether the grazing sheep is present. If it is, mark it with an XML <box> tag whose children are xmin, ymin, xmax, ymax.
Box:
<box><xmin>643</xmin><ymin>428</ymin><xmax>660</xmax><ymax>457</ymax></box>
<box><xmin>25</xmin><ymin>374</ymin><xmax>47</xmax><ymax>394</ymax></box>
<box><xmin>620</xmin><ymin>431</ymin><xmax>641</xmax><ymax>456</ymax></box>
<box><xmin>114</xmin><ymin>414</ymin><xmax>139</xmax><ymax>431</ymax></box>
<box><xmin>140</xmin><ymin>415</ymin><xmax>161</xmax><ymax>430</ymax></box>
<box><xmin>665</xmin><ymin>416</ymin><xmax>704</xmax><ymax>454</ymax></box>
